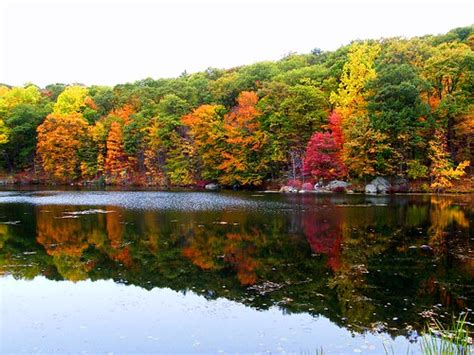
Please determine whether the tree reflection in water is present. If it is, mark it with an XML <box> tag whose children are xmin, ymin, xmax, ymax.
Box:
<box><xmin>0</xmin><ymin>193</ymin><xmax>472</xmax><ymax>338</ymax></box>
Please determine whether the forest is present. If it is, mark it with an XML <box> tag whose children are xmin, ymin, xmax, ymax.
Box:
<box><xmin>0</xmin><ymin>26</ymin><xmax>472</xmax><ymax>191</ymax></box>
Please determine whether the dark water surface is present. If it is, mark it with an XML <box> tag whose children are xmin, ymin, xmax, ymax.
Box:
<box><xmin>1</xmin><ymin>190</ymin><xmax>472</xmax><ymax>353</ymax></box>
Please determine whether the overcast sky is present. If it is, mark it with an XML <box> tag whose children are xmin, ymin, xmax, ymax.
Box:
<box><xmin>0</xmin><ymin>0</ymin><xmax>472</xmax><ymax>87</ymax></box>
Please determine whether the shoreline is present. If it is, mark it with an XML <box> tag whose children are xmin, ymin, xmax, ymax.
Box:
<box><xmin>0</xmin><ymin>182</ymin><xmax>471</xmax><ymax>195</ymax></box>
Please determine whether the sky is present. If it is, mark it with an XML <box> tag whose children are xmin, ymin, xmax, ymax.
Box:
<box><xmin>0</xmin><ymin>0</ymin><xmax>472</xmax><ymax>87</ymax></box>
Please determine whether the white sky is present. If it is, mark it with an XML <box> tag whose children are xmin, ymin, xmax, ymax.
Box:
<box><xmin>0</xmin><ymin>0</ymin><xmax>472</xmax><ymax>87</ymax></box>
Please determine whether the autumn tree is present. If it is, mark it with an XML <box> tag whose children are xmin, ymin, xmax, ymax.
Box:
<box><xmin>36</xmin><ymin>113</ymin><xmax>89</xmax><ymax>182</ymax></box>
<box><xmin>0</xmin><ymin>85</ymin><xmax>43</xmax><ymax>151</ymax></box>
<box><xmin>428</xmin><ymin>130</ymin><xmax>469</xmax><ymax>191</ymax></box>
<box><xmin>0</xmin><ymin>85</ymin><xmax>53</xmax><ymax>172</ymax></box>
<box><xmin>303</xmin><ymin>131</ymin><xmax>346</xmax><ymax>181</ymax></box>
<box><xmin>181</xmin><ymin>104</ymin><xmax>226</xmax><ymax>181</ymax></box>
<box><xmin>53</xmin><ymin>86</ymin><xmax>87</xmax><ymax>114</ymax></box>
<box><xmin>219</xmin><ymin>91</ymin><xmax>269</xmax><ymax>186</ymax></box>
<box><xmin>330</xmin><ymin>42</ymin><xmax>384</xmax><ymax>178</ymax></box>
<box><xmin>423</xmin><ymin>42</ymin><xmax>473</xmax><ymax>162</ymax></box>
<box><xmin>259</xmin><ymin>81</ymin><xmax>330</xmax><ymax>179</ymax></box>
<box><xmin>105</xmin><ymin>121</ymin><xmax>132</xmax><ymax>183</ymax></box>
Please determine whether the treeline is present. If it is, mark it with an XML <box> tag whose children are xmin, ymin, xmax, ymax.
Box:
<box><xmin>0</xmin><ymin>26</ymin><xmax>472</xmax><ymax>189</ymax></box>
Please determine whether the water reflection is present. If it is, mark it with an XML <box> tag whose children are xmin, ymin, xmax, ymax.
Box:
<box><xmin>0</xmin><ymin>192</ymin><xmax>472</xmax><ymax>341</ymax></box>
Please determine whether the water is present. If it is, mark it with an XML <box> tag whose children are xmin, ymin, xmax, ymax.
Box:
<box><xmin>1</xmin><ymin>190</ymin><xmax>472</xmax><ymax>353</ymax></box>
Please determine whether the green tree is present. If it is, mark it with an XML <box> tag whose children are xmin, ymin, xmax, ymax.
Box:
<box><xmin>367</xmin><ymin>63</ymin><xmax>430</xmax><ymax>175</ymax></box>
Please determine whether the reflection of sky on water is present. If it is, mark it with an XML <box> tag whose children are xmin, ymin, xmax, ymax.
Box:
<box><xmin>0</xmin><ymin>190</ymin><xmax>400</xmax><ymax>212</ymax></box>
<box><xmin>2</xmin><ymin>276</ymin><xmax>411</xmax><ymax>354</ymax></box>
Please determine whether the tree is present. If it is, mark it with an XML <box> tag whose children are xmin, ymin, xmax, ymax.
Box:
<box><xmin>2</xmin><ymin>104</ymin><xmax>48</xmax><ymax>170</ymax></box>
<box><xmin>303</xmin><ymin>132</ymin><xmax>346</xmax><ymax>181</ymax></box>
<box><xmin>164</xmin><ymin>133</ymin><xmax>197</xmax><ymax>186</ymax></box>
<box><xmin>105</xmin><ymin>121</ymin><xmax>133</xmax><ymax>183</ymax></box>
<box><xmin>330</xmin><ymin>42</ymin><xmax>383</xmax><ymax>177</ymax></box>
<box><xmin>330</xmin><ymin>42</ymin><xmax>381</xmax><ymax>119</ymax></box>
<box><xmin>367</xmin><ymin>63</ymin><xmax>430</xmax><ymax>175</ymax></box>
<box><xmin>36</xmin><ymin>113</ymin><xmax>89</xmax><ymax>182</ymax></box>
<box><xmin>143</xmin><ymin>94</ymin><xmax>191</xmax><ymax>185</ymax></box>
<box><xmin>219</xmin><ymin>91</ymin><xmax>269</xmax><ymax>186</ymax></box>
<box><xmin>423</xmin><ymin>42</ymin><xmax>473</xmax><ymax>161</ymax></box>
<box><xmin>258</xmin><ymin>81</ymin><xmax>329</xmax><ymax>180</ymax></box>
<box><xmin>0</xmin><ymin>85</ymin><xmax>41</xmax><ymax>114</ymax></box>
<box><xmin>181</xmin><ymin>104</ymin><xmax>226</xmax><ymax>181</ymax></box>
<box><xmin>52</xmin><ymin>86</ymin><xmax>90</xmax><ymax>115</ymax></box>
<box><xmin>342</xmin><ymin>116</ymin><xmax>394</xmax><ymax>178</ymax></box>
<box><xmin>0</xmin><ymin>85</ymin><xmax>43</xmax><ymax>149</ymax></box>
<box><xmin>328</xmin><ymin>111</ymin><xmax>344</xmax><ymax>147</ymax></box>
<box><xmin>428</xmin><ymin>130</ymin><xmax>469</xmax><ymax>191</ymax></box>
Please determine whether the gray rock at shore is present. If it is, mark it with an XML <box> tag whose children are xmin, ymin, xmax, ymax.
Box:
<box><xmin>205</xmin><ymin>183</ymin><xmax>220</xmax><ymax>190</ymax></box>
<box><xmin>365</xmin><ymin>183</ymin><xmax>377</xmax><ymax>194</ymax></box>
<box><xmin>370</xmin><ymin>177</ymin><xmax>391</xmax><ymax>194</ymax></box>
<box><xmin>392</xmin><ymin>177</ymin><xmax>408</xmax><ymax>192</ymax></box>
<box><xmin>280</xmin><ymin>185</ymin><xmax>298</xmax><ymax>193</ymax></box>
<box><xmin>326</xmin><ymin>180</ymin><xmax>351</xmax><ymax>191</ymax></box>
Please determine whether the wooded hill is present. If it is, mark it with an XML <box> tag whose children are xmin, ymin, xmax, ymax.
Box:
<box><xmin>0</xmin><ymin>26</ymin><xmax>472</xmax><ymax>190</ymax></box>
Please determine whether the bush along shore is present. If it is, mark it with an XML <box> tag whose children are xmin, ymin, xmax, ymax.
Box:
<box><xmin>0</xmin><ymin>26</ymin><xmax>472</xmax><ymax>192</ymax></box>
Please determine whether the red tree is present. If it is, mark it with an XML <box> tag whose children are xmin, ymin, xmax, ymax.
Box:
<box><xmin>328</xmin><ymin>111</ymin><xmax>344</xmax><ymax>147</ymax></box>
<box><xmin>303</xmin><ymin>131</ymin><xmax>346</xmax><ymax>181</ymax></box>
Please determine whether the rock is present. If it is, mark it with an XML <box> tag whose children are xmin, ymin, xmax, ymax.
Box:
<box><xmin>301</xmin><ymin>182</ymin><xmax>313</xmax><ymax>191</ymax></box>
<box><xmin>326</xmin><ymin>180</ymin><xmax>350</xmax><ymax>192</ymax></box>
<box><xmin>205</xmin><ymin>183</ymin><xmax>220</xmax><ymax>190</ymax></box>
<box><xmin>392</xmin><ymin>177</ymin><xmax>409</xmax><ymax>193</ymax></box>
<box><xmin>420</xmin><ymin>244</ymin><xmax>433</xmax><ymax>252</ymax></box>
<box><xmin>365</xmin><ymin>184</ymin><xmax>377</xmax><ymax>194</ymax></box>
<box><xmin>280</xmin><ymin>185</ymin><xmax>298</xmax><ymax>193</ymax></box>
<box><xmin>370</xmin><ymin>177</ymin><xmax>391</xmax><ymax>194</ymax></box>
<box><xmin>314</xmin><ymin>180</ymin><xmax>324</xmax><ymax>189</ymax></box>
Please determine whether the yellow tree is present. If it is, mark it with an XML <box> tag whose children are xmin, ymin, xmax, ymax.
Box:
<box><xmin>36</xmin><ymin>113</ymin><xmax>89</xmax><ymax>182</ymax></box>
<box><xmin>330</xmin><ymin>42</ymin><xmax>380</xmax><ymax>119</ymax></box>
<box><xmin>53</xmin><ymin>86</ymin><xmax>90</xmax><ymax>115</ymax></box>
<box><xmin>0</xmin><ymin>85</ymin><xmax>42</xmax><ymax>145</ymax></box>
<box><xmin>330</xmin><ymin>42</ymin><xmax>383</xmax><ymax>178</ymax></box>
<box><xmin>182</xmin><ymin>104</ymin><xmax>226</xmax><ymax>180</ymax></box>
<box><xmin>428</xmin><ymin>130</ymin><xmax>469</xmax><ymax>191</ymax></box>
<box><xmin>0</xmin><ymin>85</ymin><xmax>41</xmax><ymax>113</ymax></box>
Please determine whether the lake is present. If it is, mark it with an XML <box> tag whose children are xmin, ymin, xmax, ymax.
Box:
<box><xmin>0</xmin><ymin>189</ymin><xmax>472</xmax><ymax>353</ymax></box>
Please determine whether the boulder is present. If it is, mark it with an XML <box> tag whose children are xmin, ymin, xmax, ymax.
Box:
<box><xmin>370</xmin><ymin>177</ymin><xmax>391</xmax><ymax>194</ymax></box>
<box><xmin>301</xmin><ymin>182</ymin><xmax>314</xmax><ymax>191</ymax></box>
<box><xmin>365</xmin><ymin>184</ymin><xmax>377</xmax><ymax>194</ymax></box>
<box><xmin>280</xmin><ymin>185</ymin><xmax>298</xmax><ymax>193</ymax></box>
<box><xmin>392</xmin><ymin>177</ymin><xmax>409</xmax><ymax>193</ymax></box>
<box><xmin>205</xmin><ymin>183</ymin><xmax>220</xmax><ymax>190</ymax></box>
<box><xmin>326</xmin><ymin>180</ymin><xmax>350</xmax><ymax>192</ymax></box>
<box><xmin>314</xmin><ymin>181</ymin><xmax>323</xmax><ymax>190</ymax></box>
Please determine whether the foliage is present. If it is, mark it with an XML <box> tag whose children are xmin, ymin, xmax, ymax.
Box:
<box><xmin>407</xmin><ymin>160</ymin><xmax>429</xmax><ymax>180</ymax></box>
<box><xmin>105</xmin><ymin>121</ymin><xmax>133</xmax><ymax>183</ymax></box>
<box><xmin>428</xmin><ymin>130</ymin><xmax>469</xmax><ymax>191</ymax></box>
<box><xmin>36</xmin><ymin>113</ymin><xmax>89</xmax><ymax>182</ymax></box>
<box><xmin>0</xmin><ymin>26</ymin><xmax>472</xmax><ymax>186</ymax></box>
<box><xmin>218</xmin><ymin>91</ymin><xmax>269</xmax><ymax>186</ymax></box>
<box><xmin>53</xmin><ymin>86</ymin><xmax>89</xmax><ymax>115</ymax></box>
<box><xmin>303</xmin><ymin>131</ymin><xmax>346</xmax><ymax>181</ymax></box>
